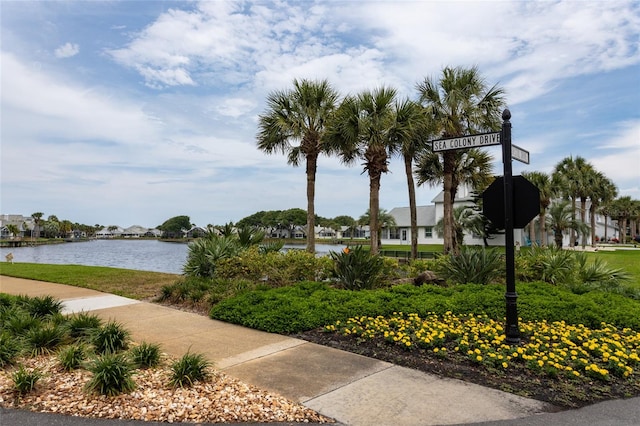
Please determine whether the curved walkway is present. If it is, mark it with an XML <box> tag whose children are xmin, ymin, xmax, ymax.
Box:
<box><xmin>1</xmin><ymin>277</ymin><xmax>638</xmax><ymax>426</ymax></box>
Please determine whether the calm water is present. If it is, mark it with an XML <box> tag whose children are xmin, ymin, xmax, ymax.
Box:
<box><xmin>1</xmin><ymin>240</ymin><xmax>344</xmax><ymax>274</ymax></box>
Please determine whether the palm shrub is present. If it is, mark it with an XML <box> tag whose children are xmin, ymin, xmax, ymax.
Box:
<box><xmin>85</xmin><ymin>353</ymin><xmax>136</xmax><ymax>396</ymax></box>
<box><xmin>436</xmin><ymin>247</ymin><xmax>503</xmax><ymax>285</ymax></box>
<box><xmin>129</xmin><ymin>342</ymin><xmax>162</xmax><ymax>369</ymax></box>
<box><xmin>183</xmin><ymin>234</ymin><xmax>243</xmax><ymax>277</ymax></box>
<box><xmin>12</xmin><ymin>365</ymin><xmax>41</xmax><ymax>394</ymax></box>
<box><xmin>91</xmin><ymin>321</ymin><xmax>130</xmax><ymax>355</ymax></box>
<box><xmin>169</xmin><ymin>352</ymin><xmax>210</xmax><ymax>388</ymax></box>
<box><xmin>259</xmin><ymin>240</ymin><xmax>285</xmax><ymax>254</ymax></box>
<box><xmin>58</xmin><ymin>344</ymin><xmax>87</xmax><ymax>371</ymax></box>
<box><xmin>329</xmin><ymin>245</ymin><xmax>386</xmax><ymax>290</ymax></box>
<box><xmin>67</xmin><ymin>312</ymin><xmax>103</xmax><ymax>340</ymax></box>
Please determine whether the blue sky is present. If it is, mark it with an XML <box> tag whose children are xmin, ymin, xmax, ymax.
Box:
<box><xmin>2</xmin><ymin>0</ymin><xmax>639</xmax><ymax>228</ymax></box>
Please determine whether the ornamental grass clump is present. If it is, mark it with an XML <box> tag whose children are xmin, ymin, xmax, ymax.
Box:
<box><xmin>11</xmin><ymin>365</ymin><xmax>42</xmax><ymax>394</ymax></box>
<box><xmin>91</xmin><ymin>321</ymin><xmax>130</xmax><ymax>355</ymax></box>
<box><xmin>436</xmin><ymin>247</ymin><xmax>503</xmax><ymax>285</ymax></box>
<box><xmin>23</xmin><ymin>324</ymin><xmax>66</xmax><ymax>356</ymax></box>
<box><xmin>25</xmin><ymin>295</ymin><xmax>64</xmax><ymax>319</ymax></box>
<box><xmin>169</xmin><ymin>352</ymin><xmax>210</xmax><ymax>388</ymax></box>
<box><xmin>58</xmin><ymin>344</ymin><xmax>87</xmax><ymax>371</ymax></box>
<box><xmin>0</xmin><ymin>331</ymin><xmax>23</xmax><ymax>367</ymax></box>
<box><xmin>85</xmin><ymin>353</ymin><xmax>136</xmax><ymax>396</ymax></box>
<box><xmin>129</xmin><ymin>342</ymin><xmax>162</xmax><ymax>369</ymax></box>
<box><xmin>67</xmin><ymin>311</ymin><xmax>103</xmax><ymax>340</ymax></box>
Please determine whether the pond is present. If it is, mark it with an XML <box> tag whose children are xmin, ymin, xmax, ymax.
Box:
<box><xmin>0</xmin><ymin>240</ymin><xmax>345</xmax><ymax>274</ymax></box>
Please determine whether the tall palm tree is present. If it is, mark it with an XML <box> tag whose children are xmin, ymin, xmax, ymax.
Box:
<box><xmin>257</xmin><ymin>78</ymin><xmax>339</xmax><ymax>253</ymax></box>
<box><xmin>415</xmin><ymin>147</ymin><xmax>494</xmax><ymax>253</ymax></box>
<box><xmin>390</xmin><ymin>99</ymin><xmax>432</xmax><ymax>259</ymax></box>
<box><xmin>326</xmin><ymin>87</ymin><xmax>399</xmax><ymax>254</ymax></box>
<box><xmin>31</xmin><ymin>212</ymin><xmax>44</xmax><ymax>239</ymax></box>
<box><xmin>546</xmin><ymin>200</ymin><xmax>588</xmax><ymax>248</ymax></box>
<box><xmin>609</xmin><ymin>196</ymin><xmax>633</xmax><ymax>243</ymax></box>
<box><xmin>522</xmin><ymin>171</ymin><xmax>553</xmax><ymax>246</ymax></box>
<box><xmin>587</xmin><ymin>172</ymin><xmax>617</xmax><ymax>246</ymax></box>
<box><xmin>552</xmin><ymin>156</ymin><xmax>594</xmax><ymax>247</ymax></box>
<box><xmin>359</xmin><ymin>208</ymin><xmax>397</xmax><ymax>248</ymax></box>
<box><xmin>416</xmin><ymin>66</ymin><xmax>505</xmax><ymax>254</ymax></box>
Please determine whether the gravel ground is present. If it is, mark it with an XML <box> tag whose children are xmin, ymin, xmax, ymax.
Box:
<box><xmin>0</xmin><ymin>354</ymin><xmax>332</xmax><ymax>424</ymax></box>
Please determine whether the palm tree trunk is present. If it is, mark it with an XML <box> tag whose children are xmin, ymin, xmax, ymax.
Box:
<box><xmin>540</xmin><ymin>208</ymin><xmax>548</xmax><ymax>247</ymax></box>
<box><xmin>306</xmin><ymin>153</ymin><xmax>318</xmax><ymax>253</ymax></box>
<box><xmin>570</xmin><ymin>197</ymin><xmax>577</xmax><ymax>247</ymax></box>
<box><xmin>529</xmin><ymin>219</ymin><xmax>536</xmax><ymax>246</ymax></box>
<box><xmin>603</xmin><ymin>214</ymin><xmax>609</xmax><ymax>242</ymax></box>
<box><xmin>555</xmin><ymin>229</ymin><xmax>563</xmax><ymax>248</ymax></box>
<box><xmin>580</xmin><ymin>197</ymin><xmax>587</xmax><ymax>248</ymax></box>
<box><xmin>442</xmin><ymin>152</ymin><xmax>455</xmax><ymax>255</ymax></box>
<box><xmin>404</xmin><ymin>153</ymin><xmax>418</xmax><ymax>260</ymax></box>
<box><xmin>590</xmin><ymin>206</ymin><xmax>597</xmax><ymax>247</ymax></box>
<box><xmin>369</xmin><ymin>173</ymin><xmax>381</xmax><ymax>255</ymax></box>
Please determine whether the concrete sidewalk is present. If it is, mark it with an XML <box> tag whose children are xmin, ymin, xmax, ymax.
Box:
<box><xmin>1</xmin><ymin>277</ymin><xmax>637</xmax><ymax>426</ymax></box>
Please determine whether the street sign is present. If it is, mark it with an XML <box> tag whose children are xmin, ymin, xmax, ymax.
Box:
<box><xmin>482</xmin><ymin>175</ymin><xmax>540</xmax><ymax>229</ymax></box>
<box><xmin>432</xmin><ymin>132</ymin><xmax>501</xmax><ymax>152</ymax></box>
<box><xmin>512</xmin><ymin>144</ymin><xmax>530</xmax><ymax>164</ymax></box>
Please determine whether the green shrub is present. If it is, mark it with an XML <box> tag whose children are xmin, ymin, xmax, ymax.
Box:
<box><xmin>0</xmin><ymin>331</ymin><xmax>22</xmax><ymax>367</ymax></box>
<box><xmin>26</xmin><ymin>295</ymin><xmax>63</xmax><ymax>318</ymax></box>
<box><xmin>85</xmin><ymin>353</ymin><xmax>136</xmax><ymax>396</ymax></box>
<box><xmin>329</xmin><ymin>245</ymin><xmax>386</xmax><ymax>290</ymax></box>
<box><xmin>12</xmin><ymin>365</ymin><xmax>41</xmax><ymax>394</ymax></box>
<box><xmin>169</xmin><ymin>352</ymin><xmax>210</xmax><ymax>388</ymax></box>
<box><xmin>24</xmin><ymin>324</ymin><xmax>66</xmax><ymax>356</ymax></box>
<box><xmin>58</xmin><ymin>344</ymin><xmax>87</xmax><ymax>371</ymax></box>
<box><xmin>91</xmin><ymin>321</ymin><xmax>130</xmax><ymax>355</ymax></box>
<box><xmin>130</xmin><ymin>342</ymin><xmax>162</xmax><ymax>369</ymax></box>
<box><xmin>3</xmin><ymin>311</ymin><xmax>42</xmax><ymax>336</ymax></box>
<box><xmin>183</xmin><ymin>235</ymin><xmax>243</xmax><ymax>277</ymax></box>
<box><xmin>436</xmin><ymin>247</ymin><xmax>504</xmax><ymax>285</ymax></box>
<box><xmin>67</xmin><ymin>312</ymin><xmax>103</xmax><ymax>340</ymax></box>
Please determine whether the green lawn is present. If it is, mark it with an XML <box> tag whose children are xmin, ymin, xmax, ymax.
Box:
<box><xmin>0</xmin><ymin>262</ymin><xmax>180</xmax><ymax>299</ymax></box>
<box><xmin>586</xmin><ymin>250</ymin><xmax>640</xmax><ymax>288</ymax></box>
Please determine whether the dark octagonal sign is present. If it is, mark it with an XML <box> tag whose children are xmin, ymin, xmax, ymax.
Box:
<box><xmin>482</xmin><ymin>176</ymin><xmax>540</xmax><ymax>229</ymax></box>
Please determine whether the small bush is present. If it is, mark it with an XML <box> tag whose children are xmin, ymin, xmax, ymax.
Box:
<box><xmin>3</xmin><ymin>311</ymin><xmax>42</xmax><ymax>336</ymax></box>
<box><xmin>0</xmin><ymin>331</ymin><xmax>22</xmax><ymax>367</ymax></box>
<box><xmin>12</xmin><ymin>365</ymin><xmax>41</xmax><ymax>394</ymax></box>
<box><xmin>169</xmin><ymin>352</ymin><xmax>210</xmax><ymax>388</ymax></box>
<box><xmin>91</xmin><ymin>321</ymin><xmax>130</xmax><ymax>355</ymax></box>
<box><xmin>26</xmin><ymin>295</ymin><xmax>63</xmax><ymax>318</ymax></box>
<box><xmin>67</xmin><ymin>312</ymin><xmax>103</xmax><ymax>340</ymax></box>
<box><xmin>436</xmin><ymin>247</ymin><xmax>503</xmax><ymax>285</ymax></box>
<box><xmin>329</xmin><ymin>245</ymin><xmax>386</xmax><ymax>290</ymax></box>
<box><xmin>24</xmin><ymin>324</ymin><xmax>66</xmax><ymax>356</ymax></box>
<box><xmin>183</xmin><ymin>235</ymin><xmax>243</xmax><ymax>277</ymax></box>
<box><xmin>85</xmin><ymin>353</ymin><xmax>136</xmax><ymax>396</ymax></box>
<box><xmin>130</xmin><ymin>342</ymin><xmax>162</xmax><ymax>369</ymax></box>
<box><xmin>58</xmin><ymin>344</ymin><xmax>87</xmax><ymax>371</ymax></box>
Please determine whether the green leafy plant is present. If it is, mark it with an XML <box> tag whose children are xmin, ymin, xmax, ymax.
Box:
<box><xmin>12</xmin><ymin>365</ymin><xmax>42</xmax><ymax>394</ymax></box>
<box><xmin>259</xmin><ymin>240</ymin><xmax>285</xmax><ymax>254</ymax></box>
<box><xmin>129</xmin><ymin>342</ymin><xmax>162</xmax><ymax>369</ymax></box>
<box><xmin>0</xmin><ymin>331</ymin><xmax>23</xmax><ymax>367</ymax></box>
<box><xmin>436</xmin><ymin>247</ymin><xmax>503</xmax><ymax>285</ymax></box>
<box><xmin>67</xmin><ymin>312</ymin><xmax>103</xmax><ymax>340</ymax></box>
<box><xmin>91</xmin><ymin>321</ymin><xmax>130</xmax><ymax>355</ymax></box>
<box><xmin>25</xmin><ymin>295</ymin><xmax>63</xmax><ymax>318</ymax></box>
<box><xmin>85</xmin><ymin>353</ymin><xmax>136</xmax><ymax>396</ymax></box>
<box><xmin>329</xmin><ymin>245</ymin><xmax>386</xmax><ymax>290</ymax></box>
<box><xmin>169</xmin><ymin>352</ymin><xmax>210</xmax><ymax>388</ymax></box>
<box><xmin>183</xmin><ymin>235</ymin><xmax>243</xmax><ymax>277</ymax></box>
<box><xmin>58</xmin><ymin>344</ymin><xmax>87</xmax><ymax>371</ymax></box>
<box><xmin>24</xmin><ymin>324</ymin><xmax>66</xmax><ymax>356</ymax></box>
<box><xmin>3</xmin><ymin>311</ymin><xmax>42</xmax><ymax>336</ymax></box>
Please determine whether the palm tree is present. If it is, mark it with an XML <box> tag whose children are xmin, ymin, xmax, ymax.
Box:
<box><xmin>434</xmin><ymin>205</ymin><xmax>476</xmax><ymax>248</ymax></box>
<box><xmin>546</xmin><ymin>200</ymin><xmax>588</xmax><ymax>248</ymax></box>
<box><xmin>359</xmin><ymin>208</ymin><xmax>397</xmax><ymax>248</ymax></box>
<box><xmin>31</xmin><ymin>212</ymin><xmax>44</xmax><ymax>239</ymax></box>
<box><xmin>390</xmin><ymin>98</ymin><xmax>432</xmax><ymax>259</ymax></box>
<box><xmin>522</xmin><ymin>171</ymin><xmax>553</xmax><ymax>246</ymax></box>
<box><xmin>326</xmin><ymin>86</ymin><xmax>399</xmax><ymax>254</ymax></box>
<box><xmin>552</xmin><ymin>156</ymin><xmax>594</xmax><ymax>247</ymax></box>
<box><xmin>5</xmin><ymin>224</ymin><xmax>20</xmax><ymax>239</ymax></box>
<box><xmin>257</xmin><ymin>78</ymin><xmax>339</xmax><ymax>253</ymax></box>
<box><xmin>416</xmin><ymin>66</ymin><xmax>505</xmax><ymax>254</ymax></box>
<box><xmin>587</xmin><ymin>172</ymin><xmax>617</xmax><ymax>246</ymax></box>
<box><xmin>415</xmin><ymin>147</ymin><xmax>494</xmax><ymax>253</ymax></box>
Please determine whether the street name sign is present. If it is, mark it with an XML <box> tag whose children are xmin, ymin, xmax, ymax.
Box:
<box><xmin>512</xmin><ymin>144</ymin><xmax>530</xmax><ymax>164</ymax></box>
<box><xmin>431</xmin><ymin>132</ymin><xmax>501</xmax><ymax>152</ymax></box>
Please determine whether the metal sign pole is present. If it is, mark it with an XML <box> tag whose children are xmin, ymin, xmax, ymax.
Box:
<box><xmin>501</xmin><ymin>109</ymin><xmax>520</xmax><ymax>345</ymax></box>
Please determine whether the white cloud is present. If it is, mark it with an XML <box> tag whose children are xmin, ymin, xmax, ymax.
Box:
<box><xmin>54</xmin><ymin>42</ymin><xmax>79</xmax><ymax>58</ymax></box>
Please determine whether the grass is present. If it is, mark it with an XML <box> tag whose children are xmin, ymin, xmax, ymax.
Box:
<box><xmin>586</xmin><ymin>250</ymin><xmax>640</xmax><ymax>288</ymax></box>
<box><xmin>0</xmin><ymin>263</ymin><xmax>180</xmax><ymax>300</ymax></box>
